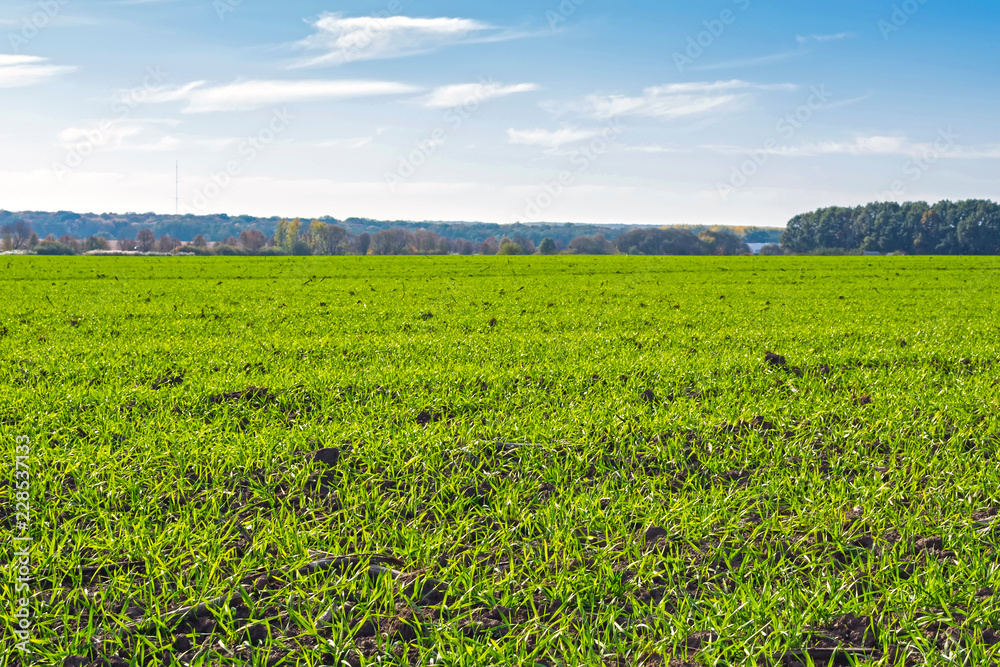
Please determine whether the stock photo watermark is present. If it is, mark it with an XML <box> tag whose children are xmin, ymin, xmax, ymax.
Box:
<box><xmin>673</xmin><ymin>0</ymin><xmax>751</xmax><ymax>73</ymax></box>
<box><xmin>878</xmin><ymin>0</ymin><xmax>930</xmax><ymax>40</ymax></box>
<box><xmin>213</xmin><ymin>0</ymin><xmax>242</xmax><ymax>21</ymax></box>
<box><xmin>11</xmin><ymin>435</ymin><xmax>33</xmax><ymax>654</ymax></box>
<box><xmin>546</xmin><ymin>0</ymin><xmax>587</xmax><ymax>30</ymax></box>
<box><xmin>7</xmin><ymin>0</ymin><xmax>69</xmax><ymax>52</ymax></box>
<box><xmin>52</xmin><ymin>66</ymin><xmax>167</xmax><ymax>181</ymax></box>
<box><xmin>876</xmin><ymin>128</ymin><xmax>958</xmax><ymax>201</ymax></box>
<box><xmin>717</xmin><ymin>85</ymin><xmax>833</xmax><ymax>201</ymax></box>
<box><xmin>185</xmin><ymin>108</ymin><xmax>295</xmax><ymax>213</ymax></box>
<box><xmin>522</xmin><ymin>118</ymin><xmax>625</xmax><ymax>221</ymax></box>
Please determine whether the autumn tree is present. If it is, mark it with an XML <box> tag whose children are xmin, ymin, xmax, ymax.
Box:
<box><xmin>283</xmin><ymin>219</ymin><xmax>303</xmax><ymax>253</ymax></box>
<box><xmin>479</xmin><ymin>236</ymin><xmax>499</xmax><ymax>255</ymax></box>
<box><xmin>192</xmin><ymin>234</ymin><xmax>207</xmax><ymax>248</ymax></box>
<box><xmin>239</xmin><ymin>229</ymin><xmax>267</xmax><ymax>253</ymax></box>
<box><xmin>308</xmin><ymin>221</ymin><xmax>349</xmax><ymax>255</ymax></box>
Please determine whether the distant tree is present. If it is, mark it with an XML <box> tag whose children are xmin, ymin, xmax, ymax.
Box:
<box><xmin>479</xmin><ymin>236</ymin><xmax>499</xmax><ymax>255</ymax></box>
<box><xmin>356</xmin><ymin>232</ymin><xmax>372</xmax><ymax>255</ymax></box>
<box><xmin>371</xmin><ymin>228</ymin><xmax>412</xmax><ymax>255</ymax></box>
<box><xmin>117</xmin><ymin>238</ymin><xmax>139</xmax><ymax>251</ymax></box>
<box><xmin>137</xmin><ymin>228</ymin><xmax>156</xmax><ymax>252</ymax></box>
<box><xmin>192</xmin><ymin>234</ymin><xmax>207</xmax><ymax>248</ymax></box>
<box><xmin>414</xmin><ymin>229</ymin><xmax>441</xmax><ymax>254</ymax></box>
<box><xmin>499</xmin><ymin>237</ymin><xmax>522</xmax><ymax>255</ymax></box>
<box><xmin>437</xmin><ymin>237</ymin><xmax>452</xmax><ymax>254</ymax></box>
<box><xmin>34</xmin><ymin>241</ymin><xmax>76</xmax><ymax>255</ymax></box>
<box><xmin>157</xmin><ymin>235</ymin><xmax>181</xmax><ymax>253</ymax></box>
<box><xmin>308</xmin><ymin>222</ymin><xmax>349</xmax><ymax>255</ymax></box>
<box><xmin>44</xmin><ymin>234</ymin><xmax>57</xmax><ymax>242</ymax></box>
<box><xmin>58</xmin><ymin>235</ymin><xmax>82</xmax><ymax>253</ymax></box>
<box><xmin>274</xmin><ymin>219</ymin><xmax>289</xmax><ymax>250</ymax></box>
<box><xmin>759</xmin><ymin>244</ymin><xmax>784</xmax><ymax>256</ymax></box>
<box><xmin>614</xmin><ymin>228</ymin><xmax>704</xmax><ymax>255</ymax></box>
<box><xmin>27</xmin><ymin>233</ymin><xmax>39</xmax><ymax>249</ymax></box>
<box><xmin>539</xmin><ymin>237</ymin><xmax>557</xmax><ymax>255</ymax></box>
<box><xmin>455</xmin><ymin>238</ymin><xmax>476</xmax><ymax>255</ymax></box>
<box><xmin>0</xmin><ymin>220</ymin><xmax>33</xmax><ymax>250</ymax></box>
<box><xmin>84</xmin><ymin>236</ymin><xmax>110</xmax><ymax>252</ymax></box>
<box><xmin>512</xmin><ymin>235</ymin><xmax>535</xmax><ymax>255</ymax></box>
<box><xmin>699</xmin><ymin>230</ymin><xmax>750</xmax><ymax>256</ymax></box>
<box><xmin>239</xmin><ymin>229</ymin><xmax>267</xmax><ymax>253</ymax></box>
<box><xmin>221</xmin><ymin>236</ymin><xmax>239</xmax><ymax>247</ymax></box>
<box><xmin>282</xmin><ymin>219</ymin><xmax>303</xmax><ymax>253</ymax></box>
<box><xmin>569</xmin><ymin>233</ymin><xmax>614</xmax><ymax>255</ymax></box>
<box><xmin>291</xmin><ymin>239</ymin><xmax>313</xmax><ymax>256</ymax></box>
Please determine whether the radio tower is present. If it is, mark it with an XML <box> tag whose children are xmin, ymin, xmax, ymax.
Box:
<box><xmin>175</xmin><ymin>161</ymin><xmax>179</xmax><ymax>215</ymax></box>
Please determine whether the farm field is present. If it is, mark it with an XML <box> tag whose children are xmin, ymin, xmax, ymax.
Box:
<box><xmin>2</xmin><ymin>255</ymin><xmax>1000</xmax><ymax>666</ymax></box>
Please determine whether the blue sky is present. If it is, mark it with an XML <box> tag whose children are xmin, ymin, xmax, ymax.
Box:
<box><xmin>1</xmin><ymin>0</ymin><xmax>998</xmax><ymax>226</ymax></box>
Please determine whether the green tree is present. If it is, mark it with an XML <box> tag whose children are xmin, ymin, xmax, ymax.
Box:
<box><xmin>539</xmin><ymin>237</ymin><xmax>557</xmax><ymax>255</ymax></box>
<box><xmin>274</xmin><ymin>219</ymin><xmax>289</xmax><ymax>250</ymax></box>
<box><xmin>282</xmin><ymin>219</ymin><xmax>302</xmax><ymax>253</ymax></box>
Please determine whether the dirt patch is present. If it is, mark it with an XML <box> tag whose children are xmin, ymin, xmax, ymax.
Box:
<box><xmin>151</xmin><ymin>371</ymin><xmax>184</xmax><ymax>390</ymax></box>
<box><xmin>207</xmin><ymin>386</ymin><xmax>273</xmax><ymax>405</ymax></box>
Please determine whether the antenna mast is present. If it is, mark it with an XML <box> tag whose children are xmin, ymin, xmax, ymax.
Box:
<box><xmin>175</xmin><ymin>161</ymin><xmax>179</xmax><ymax>215</ymax></box>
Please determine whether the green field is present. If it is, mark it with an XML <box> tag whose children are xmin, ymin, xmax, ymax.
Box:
<box><xmin>3</xmin><ymin>256</ymin><xmax>1000</xmax><ymax>666</ymax></box>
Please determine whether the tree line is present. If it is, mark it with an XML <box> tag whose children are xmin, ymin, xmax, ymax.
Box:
<box><xmin>0</xmin><ymin>209</ymin><xmax>783</xmax><ymax>247</ymax></box>
<box><xmin>780</xmin><ymin>200</ymin><xmax>1000</xmax><ymax>255</ymax></box>
<box><xmin>1</xmin><ymin>219</ymin><xmax>757</xmax><ymax>256</ymax></box>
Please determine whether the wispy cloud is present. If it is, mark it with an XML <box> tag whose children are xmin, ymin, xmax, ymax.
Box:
<box><xmin>507</xmin><ymin>127</ymin><xmax>600</xmax><ymax>149</ymax></box>
<box><xmin>796</xmin><ymin>32</ymin><xmax>857</xmax><ymax>44</ymax></box>
<box><xmin>574</xmin><ymin>80</ymin><xmax>794</xmax><ymax>120</ymax></box>
<box><xmin>692</xmin><ymin>51</ymin><xmax>801</xmax><ymax>71</ymax></box>
<box><xmin>292</xmin><ymin>13</ymin><xmax>519</xmax><ymax>67</ymax></box>
<box><xmin>421</xmin><ymin>82</ymin><xmax>538</xmax><ymax>109</ymax></box>
<box><xmin>0</xmin><ymin>55</ymin><xmax>75</xmax><ymax>88</ymax></box>
<box><xmin>143</xmin><ymin>79</ymin><xmax>421</xmax><ymax>113</ymax></box>
<box><xmin>57</xmin><ymin>118</ymin><xmax>181</xmax><ymax>151</ymax></box>
<box><xmin>317</xmin><ymin>136</ymin><xmax>374</xmax><ymax>149</ymax></box>
<box><xmin>704</xmin><ymin>134</ymin><xmax>1000</xmax><ymax>158</ymax></box>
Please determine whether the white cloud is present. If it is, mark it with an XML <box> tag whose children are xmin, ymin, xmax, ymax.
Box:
<box><xmin>0</xmin><ymin>55</ymin><xmax>74</xmax><ymax>88</ymax></box>
<box><xmin>507</xmin><ymin>127</ymin><xmax>600</xmax><ymax>149</ymax></box>
<box><xmin>293</xmin><ymin>14</ymin><xmax>492</xmax><ymax>67</ymax></box>
<box><xmin>421</xmin><ymin>82</ymin><xmax>538</xmax><ymax>109</ymax></box>
<box><xmin>143</xmin><ymin>79</ymin><xmax>421</xmax><ymax>112</ymax></box>
<box><xmin>574</xmin><ymin>80</ymin><xmax>792</xmax><ymax>120</ymax></box>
